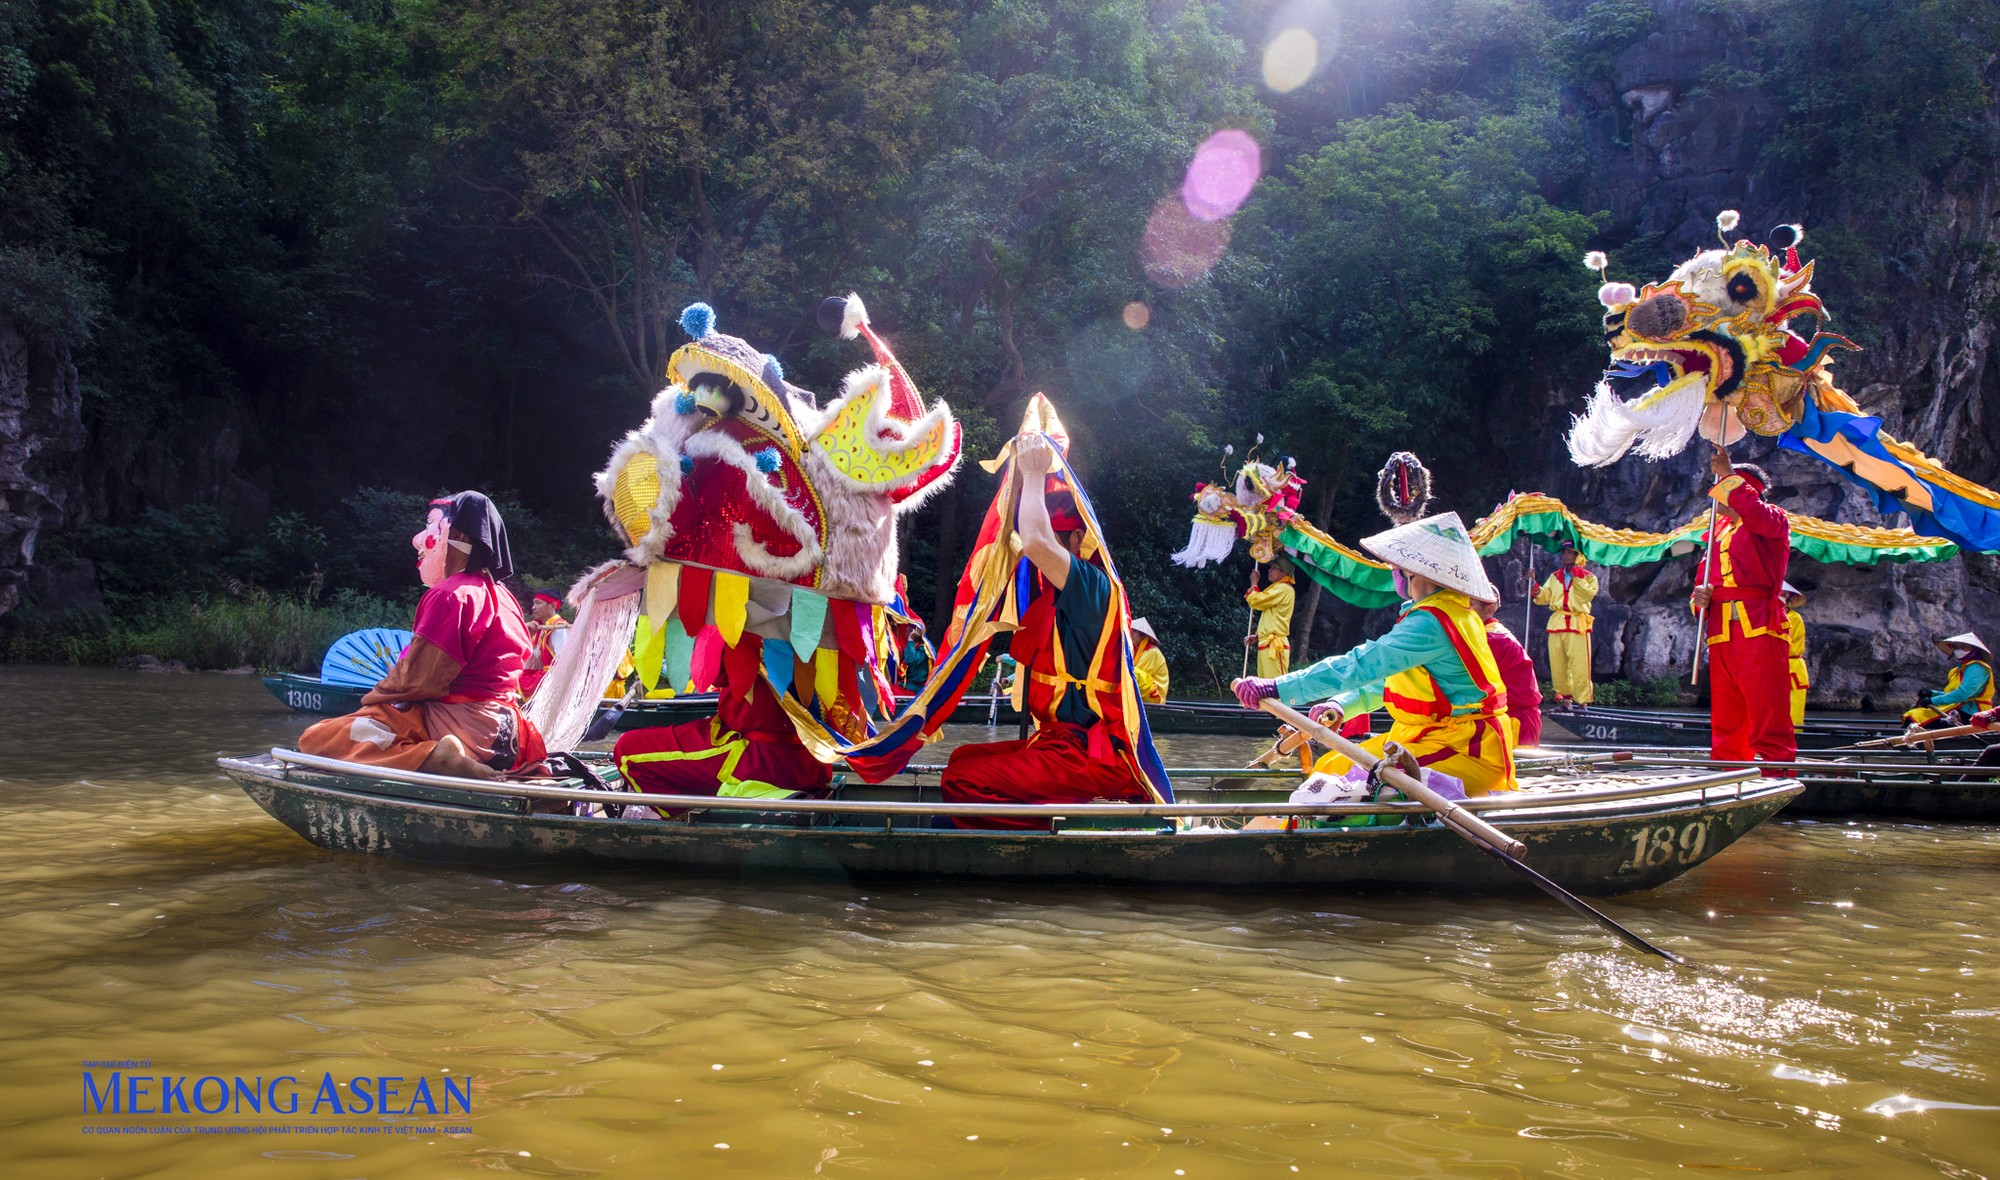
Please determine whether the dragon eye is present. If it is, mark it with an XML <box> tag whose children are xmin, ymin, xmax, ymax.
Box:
<box><xmin>1725</xmin><ymin>273</ymin><xmax>1759</xmax><ymax>303</ymax></box>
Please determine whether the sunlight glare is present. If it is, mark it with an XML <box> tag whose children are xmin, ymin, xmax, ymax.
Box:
<box><xmin>1262</xmin><ymin>28</ymin><xmax>1318</xmax><ymax>92</ymax></box>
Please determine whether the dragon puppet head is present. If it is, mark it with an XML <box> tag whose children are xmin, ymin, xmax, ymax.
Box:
<box><xmin>597</xmin><ymin>295</ymin><xmax>962</xmax><ymax>605</ymax></box>
<box><xmin>1568</xmin><ymin>212</ymin><xmax>1859</xmax><ymax>467</ymax></box>
<box><xmin>1171</xmin><ymin>437</ymin><xmax>1305</xmax><ymax>568</ymax></box>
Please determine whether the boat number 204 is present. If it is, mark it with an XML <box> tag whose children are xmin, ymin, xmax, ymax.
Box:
<box><xmin>1577</xmin><ymin>724</ymin><xmax>1618</xmax><ymax>741</ymax></box>
<box><xmin>285</xmin><ymin>689</ymin><xmax>323</xmax><ymax>710</ymax></box>
<box><xmin>1618</xmin><ymin>821</ymin><xmax>1708</xmax><ymax>872</ymax></box>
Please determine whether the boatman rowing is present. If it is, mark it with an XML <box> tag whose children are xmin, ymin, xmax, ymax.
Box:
<box><xmin>1903</xmin><ymin>632</ymin><xmax>1992</xmax><ymax>731</ymax></box>
<box><xmin>1231</xmin><ymin>512</ymin><xmax>1517</xmax><ymax>796</ymax></box>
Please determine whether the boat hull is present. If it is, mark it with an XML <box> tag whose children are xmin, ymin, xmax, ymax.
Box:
<box><xmin>1545</xmin><ymin>704</ymin><xmax>1897</xmax><ymax>751</ymax></box>
<box><xmin>1787</xmin><ymin>767</ymin><xmax>2000</xmax><ymax>820</ymax></box>
<box><xmin>260</xmin><ymin>673</ymin><xmax>366</xmax><ymax>716</ymax></box>
<box><xmin>219</xmin><ymin>756</ymin><xmax>1797</xmax><ymax>894</ymax></box>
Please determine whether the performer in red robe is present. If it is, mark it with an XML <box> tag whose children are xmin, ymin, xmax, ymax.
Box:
<box><xmin>612</xmin><ymin>637</ymin><xmax>831</xmax><ymax>803</ymax></box>
<box><xmin>1690</xmin><ymin>449</ymin><xmax>1795</xmax><ymax>771</ymax></box>
<box><xmin>939</xmin><ymin>431</ymin><xmax>1152</xmax><ymax>829</ymax></box>
<box><xmin>1475</xmin><ymin>596</ymin><xmax>1542</xmax><ymax>748</ymax></box>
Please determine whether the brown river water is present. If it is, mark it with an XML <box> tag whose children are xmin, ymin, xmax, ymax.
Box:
<box><xmin>0</xmin><ymin>665</ymin><xmax>1995</xmax><ymax>1178</ymax></box>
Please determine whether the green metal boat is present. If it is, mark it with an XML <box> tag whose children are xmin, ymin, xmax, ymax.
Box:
<box><xmin>1559</xmin><ymin>744</ymin><xmax>2000</xmax><ymax>821</ymax></box>
<box><xmin>260</xmin><ymin>672</ymin><xmax>367</xmax><ymax>716</ymax></box>
<box><xmin>216</xmin><ymin>749</ymin><xmax>1794</xmax><ymax>893</ymax></box>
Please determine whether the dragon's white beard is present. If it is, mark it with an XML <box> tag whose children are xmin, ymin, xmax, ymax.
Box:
<box><xmin>1567</xmin><ymin>379</ymin><xmax>1707</xmax><ymax>467</ymax></box>
<box><xmin>1171</xmin><ymin>519</ymin><xmax>1240</xmax><ymax>568</ymax></box>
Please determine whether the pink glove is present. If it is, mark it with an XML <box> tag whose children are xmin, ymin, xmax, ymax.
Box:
<box><xmin>1234</xmin><ymin>678</ymin><xmax>1278</xmax><ymax>710</ymax></box>
<box><xmin>1307</xmin><ymin>701</ymin><xmax>1343</xmax><ymax>727</ymax></box>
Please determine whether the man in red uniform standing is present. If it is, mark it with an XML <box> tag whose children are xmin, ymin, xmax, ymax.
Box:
<box><xmin>938</xmin><ymin>430</ymin><xmax>1152</xmax><ymax>829</ymax></box>
<box><xmin>1689</xmin><ymin>447</ymin><xmax>1795</xmax><ymax>770</ymax></box>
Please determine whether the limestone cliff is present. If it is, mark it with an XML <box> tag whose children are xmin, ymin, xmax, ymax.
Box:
<box><xmin>1540</xmin><ymin>0</ymin><xmax>2000</xmax><ymax>709</ymax></box>
<box><xmin>0</xmin><ymin>313</ymin><xmax>86</xmax><ymax>616</ymax></box>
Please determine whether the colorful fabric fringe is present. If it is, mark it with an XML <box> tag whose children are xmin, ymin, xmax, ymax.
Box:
<box><xmin>1469</xmin><ymin>493</ymin><xmax>1959</xmax><ymax>567</ymax></box>
<box><xmin>1781</xmin><ymin>390</ymin><xmax>2000</xmax><ymax>554</ymax></box>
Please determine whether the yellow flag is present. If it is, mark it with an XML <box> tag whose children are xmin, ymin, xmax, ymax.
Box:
<box><xmin>645</xmin><ymin>562</ymin><xmax>679</xmax><ymax>634</ymax></box>
<box><xmin>814</xmin><ymin>647</ymin><xmax>840</xmax><ymax>709</ymax></box>
<box><xmin>633</xmin><ymin>615</ymin><xmax>666</xmax><ymax>691</ymax></box>
<box><xmin>713</xmin><ymin>571</ymin><xmax>749</xmax><ymax>646</ymax></box>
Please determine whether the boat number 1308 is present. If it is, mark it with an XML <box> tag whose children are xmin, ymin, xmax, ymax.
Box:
<box><xmin>1618</xmin><ymin>821</ymin><xmax>1708</xmax><ymax>872</ymax></box>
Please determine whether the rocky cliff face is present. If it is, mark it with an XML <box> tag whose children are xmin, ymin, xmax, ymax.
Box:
<box><xmin>0</xmin><ymin>313</ymin><xmax>86</xmax><ymax>617</ymax></box>
<box><xmin>1545</xmin><ymin>0</ymin><xmax>2000</xmax><ymax>710</ymax></box>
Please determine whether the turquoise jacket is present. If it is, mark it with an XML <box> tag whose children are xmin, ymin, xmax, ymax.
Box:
<box><xmin>1273</xmin><ymin>595</ymin><xmax>1485</xmax><ymax>718</ymax></box>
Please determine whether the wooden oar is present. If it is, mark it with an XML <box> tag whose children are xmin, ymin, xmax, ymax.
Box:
<box><xmin>1853</xmin><ymin>724</ymin><xmax>1978</xmax><ymax>749</ymax></box>
<box><xmin>1247</xmin><ymin>690</ymin><xmax>1688</xmax><ymax>965</ymax></box>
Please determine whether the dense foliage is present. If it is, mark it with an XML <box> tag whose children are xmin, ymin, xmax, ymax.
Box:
<box><xmin>2</xmin><ymin>0</ymin><xmax>1993</xmax><ymax>679</ymax></box>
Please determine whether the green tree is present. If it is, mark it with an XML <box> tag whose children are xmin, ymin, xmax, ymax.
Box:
<box><xmin>1232</xmin><ymin>108</ymin><xmax>1599</xmax><ymax>652</ymax></box>
<box><xmin>424</xmin><ymin>0</ymin><xmax>954</xmax><ymax>392</ymax></box>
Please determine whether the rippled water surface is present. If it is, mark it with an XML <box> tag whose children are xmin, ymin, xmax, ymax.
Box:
<box><xmin>1</xmin><ymin>666</ymin><xmax>1996</xmax><ymax>1178</ymax></box>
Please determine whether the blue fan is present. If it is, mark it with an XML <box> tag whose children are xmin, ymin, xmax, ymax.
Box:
<box><xmin>320</xmin><ymin>627</ymin><xmax>413</xmax><ymax>688</ymax></box>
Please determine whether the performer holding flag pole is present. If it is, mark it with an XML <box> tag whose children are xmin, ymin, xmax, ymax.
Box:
<box><xmin>1691</xmin><ymin>469</ymin><xmax>1721</xmax><ymax>685</ymax></box>
<box><xmin>1688</xmin><ymin>443</ymin><xmax>1796</xmax><ymax>771</ymax></box>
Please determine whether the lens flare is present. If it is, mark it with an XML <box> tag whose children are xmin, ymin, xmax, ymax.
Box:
<box><xmin>1121</xmin><ymin>302</ymin><xmax>1151</xmax><ymax>330</ymax></box>
<box><xmin>1181</xmin><ymin>129</ymin><xmax>1262</xmax><ymax>222</ymax></box>
<box><xmin>1142</xmin><ymin>195</ymin><xmax>1230</xmax><ymax>289</ymax></box>
<box><xmin>1262</xmin><ymin>28</ymin><xmax>1318</xmax><ymax>92</ymax></box>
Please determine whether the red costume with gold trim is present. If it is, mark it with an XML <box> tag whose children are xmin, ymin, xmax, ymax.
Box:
<box><xmin>1693</xmin><ymin>471</ymin><xmax>1795</xmax><ymax>768</ymax></box>
<box><xmin>938</xmin><ymin>561</ymin><xmax>1151</xmax><ymax>829</ymax></box>
<box><xmin>936</xmin><ymin>405</ymin><xmax>1167</xmax><ymax>829</ymax></box>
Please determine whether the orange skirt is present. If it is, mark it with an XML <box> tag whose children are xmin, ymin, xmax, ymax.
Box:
<box><xmin>299</xmin><ymin>698</ymin><xmax>545</xmax><ymax>773</ymax></box>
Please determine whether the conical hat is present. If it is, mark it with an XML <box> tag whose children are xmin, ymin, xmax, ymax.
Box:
<box><xmin>1130</xmin><ymin>617</ymin><xmax>1160</xmax><ymax>646</ymax></box>
<box><xmin>1780</xmin><ymin>581</ymin><xmax>1804</xmax><ymax>602</ymax></box>
<box><xmin>1937</xmin><ymin>632</ymin><xmax>1989</xmax><ymax>657</ymax></box>
<box><xmin>1360</xmin><ymin>512</ymin><xmax>1498</xmax><ymax>602</ymax></box>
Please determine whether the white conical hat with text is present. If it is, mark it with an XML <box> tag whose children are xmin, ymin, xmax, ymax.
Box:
<box><xmin>1360</xmin><ymin>511</ymin><xmax>1498</xmax><ymax>602</ymax></box>
<box><xmin>1937</xmin><ymin>632</ymin><xmax>1989</xmax><ymax>657</ymax></box>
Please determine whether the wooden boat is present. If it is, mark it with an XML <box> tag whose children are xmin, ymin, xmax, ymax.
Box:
<box><xmin>1543</xmin><ymin>703</ymin><xmax>1900</xmax><ymax>751</ymax></box>
<box><xmin>270</xmin><ymin>677</ymin><xmax>1296</xmax><ymax>739</ymax></box>
<box><xmin>215</xmin><ymin>749</ymin><xmax>1795</xmax><ymax>893</ymax></box>
<box><xmin>260</xmin><ymin>672</ymin><xmax>367</xmax><ymax>716</ymax></box>
<box><xmin>1561</xmin><ymin>741</ymin><xmax>2000</xmax><ymax>821</ymax></box>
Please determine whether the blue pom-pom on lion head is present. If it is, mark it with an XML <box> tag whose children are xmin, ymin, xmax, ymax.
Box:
<box><xmin>753</xmin><ymin>447</ymin><xmax>781</xmax><ymax>474</ymax></box>
<box><xmin>679</xmin><ymin>302</ymin><xmax>716</xmax><ymax>340</ymax></box>
<box><xmin>673</xmin><ymin>390</ymin><xmax>697</xmax><ymax>415</ymax></box>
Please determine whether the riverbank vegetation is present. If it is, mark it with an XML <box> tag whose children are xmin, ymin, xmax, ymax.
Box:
<box><xmin>2</xmin><ymin>0</ymin><xmax>1993</xmax><ymax>686</ymax></box>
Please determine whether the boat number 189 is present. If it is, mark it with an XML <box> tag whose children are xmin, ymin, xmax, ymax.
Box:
<box><xmin>286</xmin><ymin>690</ymin><xmax>323</xmax><ymax>710</ymax></box>
<box><xmin>1619</xmin><ymin>821</ymin><xmax>1708</xmax><ymax>872</ymax></box>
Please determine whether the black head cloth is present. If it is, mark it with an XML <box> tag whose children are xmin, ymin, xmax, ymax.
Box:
<box><xmin>433</xmin><ymin>491</ymin><xmax>515</xmax><ymax>581</ymax></box>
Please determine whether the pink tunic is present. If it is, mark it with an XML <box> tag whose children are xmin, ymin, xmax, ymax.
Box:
<box><xmin>412</xmin><ymin>572</ymin><xmax>532</xmax><ymax>700</ymax></box>
<box><xmin>1484</xmin><ymin>620</ymin><xmax>1542</xmax><ymax>747</ymax></box>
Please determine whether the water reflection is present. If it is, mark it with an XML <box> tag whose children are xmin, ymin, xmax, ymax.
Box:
<box><xmin>0</xmin><ymin>666</ymin><xmax>1995</xmax><ymax>1176</ymax></box>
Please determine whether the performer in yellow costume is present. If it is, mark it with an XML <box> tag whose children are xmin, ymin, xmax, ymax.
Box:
<box><xmin>1233</xmin><ymin>513</ymin><xmax>1515</xmax><ymax>796</ymax></box>
<box><xmin>1130</xmin><ymin>617</ymin><xmax>1170</xmax><ymax>704</ymax></box>
<box><xmin>1533</xmin><ymin>539</ymin><xmax>1598</xmax><ymax>704</ymax></box>
<box><xmin>1781</xmin><ymin>583</ymin><xmax>1808</xmax><ymax>728</ymax></box>
<box><xmin>1245</xmin><ymin>556</ymin><xmax>1296</xmax><ymax>678</ymax></box>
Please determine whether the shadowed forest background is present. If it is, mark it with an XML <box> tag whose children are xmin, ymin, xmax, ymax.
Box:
<box><xmin>3</xmin><ymin>0</ymin><xmax>1996</xmax><ymax>697</ymax></box>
